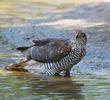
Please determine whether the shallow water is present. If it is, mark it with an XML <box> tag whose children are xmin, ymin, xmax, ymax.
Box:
<box><xmin>0</xmin><ymin>71</ymin><xmax>110</xmax><ymax>100</ymax></box>
<box><xmin>0</xmin><ymin>0</ymin><xmax>110</xmax><ymax>100</ymax></box>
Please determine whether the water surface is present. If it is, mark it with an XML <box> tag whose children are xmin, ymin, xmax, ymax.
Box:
<box><xmin>0</xmin><ymin>0</ymin><xmax>110</xmax><ymax>100</ymax></box>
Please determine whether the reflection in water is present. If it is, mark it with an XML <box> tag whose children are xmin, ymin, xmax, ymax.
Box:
<box><xmin>1</xmin><ymin>72</ymin><xmax>110</xmax><ymax>100</ymax></box>
<box><xmin>15</xmin><ymin>73</ymin><xmax>84</xmax><ymax>100</ymax></box>
<box><xmin>0</xmin><ymin>72</ymin><xmax>84</xmax><ymax>100</ymax></box>
<box><xmin>0</xmin><ymin>0</ymin><xmax>110</xmax><ymax>99</ymax></box>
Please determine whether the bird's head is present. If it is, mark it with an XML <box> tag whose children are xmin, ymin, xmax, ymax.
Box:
<box><xmin>75</xmin><ymin>30</ymin><xmax>87</xmax><ymax>46</ymax></box>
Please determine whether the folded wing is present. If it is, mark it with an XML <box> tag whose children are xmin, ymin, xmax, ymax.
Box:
<box><xmin>17</xmin><ymin>38</ymin><xmax>72</xmax><ymax>63</ymax></box>
<box><xmin>31</xmin><ymin>39</ymin><xmax>72</xmax><ymax>63</ymax></box>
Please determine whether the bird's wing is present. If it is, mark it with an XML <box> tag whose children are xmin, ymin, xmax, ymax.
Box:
<box><xmin>31</xmin><ymin>39</ymin><xmax>72</xmax><ymax>63</ymax></box>
<box><xmin>16</xmin><ymin>39</ymin><xmax>52</xmax><ymax>51</ymax></box>
<box><xmin>32</xmin><ymin>38</ymin><xmax>69</xmax><ymax>46</ymax></box>
<box><xmin>32</xmin><ymin>39</ymin><xmax>52</xmax><ymax>46</ymax></box>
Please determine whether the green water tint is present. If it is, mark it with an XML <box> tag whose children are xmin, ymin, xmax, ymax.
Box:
<box><xmin>0</xmin><ymin>72</ymin><xmax>109</xmax><ymax>100</ymax></box>
<box><xmin>0</xmin><ymin>0</ymin><xmax>110</xmax><ymax>99</ymax></box>
<box><xmin>0</xmin><ymin>54</ymin><xmax>9</xmax><ymax>57</ymax></box>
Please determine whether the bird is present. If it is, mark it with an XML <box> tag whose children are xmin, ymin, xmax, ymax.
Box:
<box><xmin>7</xmin><ymin>30</ymin><xmax>87</xmax><ymax>76</ymax></box>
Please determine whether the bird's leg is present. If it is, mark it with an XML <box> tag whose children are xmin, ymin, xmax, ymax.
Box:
<box><xmin>4</xmin><ymin>58</ymin><xmax>29</xmax><ymax>70</ymax></box>
<box><xmin>54</xmin><ymin>73</ymin><xmax>60</xmax><ymax>76</ymax></box>
<box><xmin>65</xmin><ymin>68</ymin><xmax>71</xmax><ymax>76</ymax></box>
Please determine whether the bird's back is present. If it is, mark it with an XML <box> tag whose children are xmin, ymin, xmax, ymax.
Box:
<box><xmin>29</xmin><ymin>39</ymin><xmax>72</xmax><ymax>63</ymax></box>
<box><xmin>17</xmin><ymin>36</ymin><xmax>86</xmax><ymax>75</ymax></box>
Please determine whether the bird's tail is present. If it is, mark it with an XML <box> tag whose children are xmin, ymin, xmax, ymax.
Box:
<box><xmin>16</xmin><ymin>47</ymin><xmax>30</xmax><ymax>51</ymax></box>
<box><xmin>16</xmin><ymin>47</ymin><xmax>30</xmax><ymax>55</ymax></box>
<box><xmin>16</xmin><ymin>44</ymin><xmax>35</xmax><ymax>51</ymax></box>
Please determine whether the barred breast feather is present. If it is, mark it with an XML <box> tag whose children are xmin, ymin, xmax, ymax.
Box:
<box><xmin>40</xmin><ymin>48</ymin><xmax>86</xmax><ymax>75</ymax></box>
<box><xmin>16</xmin><ymin>31</ymin><xmax>87</xmax><ymax>76</ymax></box>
